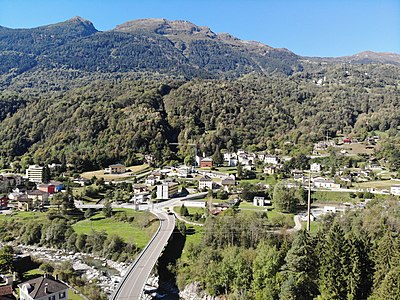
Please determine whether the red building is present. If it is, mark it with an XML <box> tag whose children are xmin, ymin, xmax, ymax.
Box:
<box><xmin>38</xmin><ymin>184</ymin><xmax>55</xmax><ymax>194</ymax></box>
<box><xmin>200</xmin><ymin>157</ymin><xmax>213</xmax><ymax>168</ymax></box>
<box><xmin>0</xmin><ymin>196</ymin><xmax>9</xmax><ymax>209</ymax></box>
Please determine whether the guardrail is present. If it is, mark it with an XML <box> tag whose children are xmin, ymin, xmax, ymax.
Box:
<box><xmin>109</xmin><ymin>213</ymin><xmax>163</xmax><ymax>300</ymax></box>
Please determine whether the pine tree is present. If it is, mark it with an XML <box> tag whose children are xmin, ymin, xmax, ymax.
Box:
<box><xmin>252</xmin><ymin>241</ymin><xmax>284</xmax><ymax>300</ymax></box>
<box><xmin>103</xmin><ymin>200</ymin><xmax>113</xmax><ymax>218</ymax></box>
<box><xmin>212</xmin><ymin>146</ymin><xmax>223</xmax><ymax>166</ymax></box>
<box><xmin>319</xmin><ymin>223</ymin><xmax>350</xmax><ymax>300</ymax></box>
<box><xmin>373</xmin><ymin>231</ymin><xmax>400</xmax><ymax>290</ymax></box>
<box><xmin>371</xmin><ymin>266</ymin><xmax>400</xmax><ymax>300</ymax></box>
<box><xmin>280</xmin><ymin>230</ymin><xmax>319</xmax><ymax>300</ymax></box>
<box><xmin>42</xmin><ymin>165</ymin><xmax>51</xmax><ymax>183</ymax></box>
<box><xmin>346</xmin><ymin>235</ymin><xmax>373</xmax><ymax>300</ymax></box>
<box><xmin>180</xmin><ymin>204</ymin><xmax>189</xmax><ymax>217</ymax></box>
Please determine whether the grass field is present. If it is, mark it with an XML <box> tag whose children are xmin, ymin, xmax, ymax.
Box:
<box><xmin>23</xmin><ymin>268</ymin><xmax>43</xmax><ymax>279</ymax></box>
<box><xmin>181</xmin><ymin>225</ymin><xmax>204</xmax><ymax>260</ymax></box>
<box><xmin>214</xmin><ymin>167</ymin><xmax>237</xmax><ymax>174</ymax></box>
<box><xmin>81</xmin><ymin>164</ymin><xmax>150</xmax><ymax>180</ymax></box>
<box><xmin>312</xmin><ymin>191</ymin><xmax>353</xmax><ymax>203</ymax></box>
<box><xmin>355</xmin><ymin>180</ymin><xmax>399</xmax><ymax>189</ymax></box>
<box><xmin>72</xmin><ymin>209</ymin><xmax>158</xmax><ymax>248</ymax></box>
<box><xmin>239</xmin><ymin>201</ymin><xmax>268</xmax><ymax>211</ymax></box>
<box><xmin>174</xmin><ymin>206</ymin><xmax>206</xmax><ymax>215</ymax></box>
<box><xmin>336</xmin><ymin>143</ymin><xmax>375</xmax><ymax>155</ymax></box>
<box><xmin>267</xmin><ymin>210</ymin><xmax>295</xmax><ymax>227</ymax></box>
<box><xmin>0</xmin><ymin>210</ymin><xmax>50</xmax><ymax>222</ymax></box>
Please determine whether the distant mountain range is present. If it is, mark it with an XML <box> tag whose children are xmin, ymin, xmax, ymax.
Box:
<box><xmin>0</xmin><ymin>16</ymin><xmax>398</xmax><ymax>79</ymax></box>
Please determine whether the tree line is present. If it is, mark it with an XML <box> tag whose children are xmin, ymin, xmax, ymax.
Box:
<box><xmin>177</xmin><ymin>198</ymin><xmax>400</xmax><ymax>299</ymax></box>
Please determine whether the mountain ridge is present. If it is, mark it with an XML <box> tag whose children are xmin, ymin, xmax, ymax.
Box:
<box><xmin>0</xmin><ymin>17</ymin><xmax>399</xmax><ymax>80</ymax></box>
<box><xmin>1</xmin><ymin>17</ymin><xmax>398</xmax><ymax>58</ymax></box>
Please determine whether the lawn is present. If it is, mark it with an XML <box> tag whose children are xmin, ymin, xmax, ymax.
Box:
<box><xmin>80</xmin><ymin>164</ymin><xmax>150</xmax><ymax>181</ymax></box>
<box><xmin>312</xmin><ymin>191</ymin><xmax>353</xmax><ymax>203</ymax></box>
<box><xmin>174</xmin><ymin>206</ymin><xmax>206</xmax><ymax>215</ymax></box>
<box><xmin>72</xmin><ymin>209</ymin><xmax>158</xmax><ymax>248</ymax></box>
<box><xmin>267</xmin><ymin>209</ymin><xmax>295</xmax><ymax>227</ymax></box>
<box><xmin>22</xmin><ymin>268</ymin><xmax>44</xmax><ymax>280</ymax></box>
<box><xmin>239</xmin><ymin>201</ymin><xmax>269</xmax><ymax>211</ymax></box>
<box><xmin>214</xmin><ymin>167</ymin><xmax>237</xmax><ymax>174</ymax></box>
<box><xmin>181</xmin><ymin>225</ymin><xmax>204</xmax><ymax>261</ymax></box>
<box><xmin>238</xmin><ymin>178</ymin><xmax>265</xmax><ymax>184</ymax></box>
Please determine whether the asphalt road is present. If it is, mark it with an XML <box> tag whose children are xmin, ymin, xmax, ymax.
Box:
<box><xmin>110</xmin><ymin>210</ymin><xmax>175</xmax><ymax>300</ymax></box>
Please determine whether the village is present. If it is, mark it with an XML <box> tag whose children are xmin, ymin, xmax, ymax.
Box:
<box><xmin>0</xmin><ymin>137</ymin><xmax>400</xmax><ymax>299</ymax></box>
<box><xmin>0</xmin><ymin>136</ymin><xmax>399</xmax><ymax>219</ymax></box>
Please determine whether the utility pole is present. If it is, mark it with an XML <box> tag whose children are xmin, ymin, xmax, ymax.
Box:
<box><xmin>307</xmin><ymin>170</ymin><xmax>312</xmax><ymax>231</ymax></box>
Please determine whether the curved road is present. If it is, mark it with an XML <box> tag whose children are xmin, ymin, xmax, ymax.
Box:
<box><xmin>110</xmin><ymin>210</ymin><xmax>175</xmax><ymax>300</ymax></box>
<box><xmin>106</xmin><ymin>193</ymin><xmax>207</xmax><ymax>299</ymax></box>
<box><xmin>80</xmin><ymin>191</ymin><xmax>300</xmax><ymax>299</ymax></box>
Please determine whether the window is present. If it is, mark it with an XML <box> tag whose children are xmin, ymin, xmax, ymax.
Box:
<box><xmin>59</xmin><ymin>291</ymin><xmax>66</xmax><ymax>299</ymax></box>
<box><xmin>49</xmin><ymin>296</ymin><xmax>56</xmax><ymax>300</ymax></box>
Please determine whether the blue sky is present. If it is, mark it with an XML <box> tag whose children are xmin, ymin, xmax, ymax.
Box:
<box><xmin>0</xmin><ymin>0</ymin><xmax>399</xmax><ymax>57</ymax></box>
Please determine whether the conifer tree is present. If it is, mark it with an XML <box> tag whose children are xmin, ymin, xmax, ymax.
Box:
<box><xmin>370</xmin><ymin>266</ymin><xmax>400</xmax><ymax>300</ymax></box>
<box><xmin>252</xmin><ymin>241</ymin><xmax>284</xmax><ymax>300</ymax></box>
<box><xmin>373</xmin><ymin>231</ymin><xmax>400</xmax><ymax>289</ymax></box>
<box><xmin>42</xmin><ymin>165</ymin><xmax>51</xmax><ymax>183</ymax></box>
<box><xmin>346</xmin><ymin>235</ymin><xmax>373</xmax><ymax>300</ymax></box>
<box><xmin>319</xmin><ymin>223</ymin><xmax>350</xmax><ymax>300</ymax></box>
<box><xmin>212</xmin><ymin>145</ymin><xmax>223</xmax><ymax>166</ymax></box>
<box><xmin>280</xmin><ymin>230</ymin><xmax>319</xmax><ymax>300</ymax></box>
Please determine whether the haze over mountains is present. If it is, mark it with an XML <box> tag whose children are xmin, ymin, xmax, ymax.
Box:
<box><xmin>0</xmin><ymin>16</ymin><xmax>399</xmax><ymax>79</ymax></box>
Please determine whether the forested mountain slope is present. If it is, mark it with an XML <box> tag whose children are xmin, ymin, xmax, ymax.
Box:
<box><xmin>0</xmin><ymin>18</ymin><xmax>399</xmax><ymax>170</ymax></box>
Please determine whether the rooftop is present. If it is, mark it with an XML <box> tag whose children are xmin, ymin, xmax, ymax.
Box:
<box><xmin>18</xmin><ymin>276</ymin><xmax>67</xmax><ymax>299</ymax></box>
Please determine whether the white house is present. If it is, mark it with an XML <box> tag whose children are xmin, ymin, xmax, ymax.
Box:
<box><xmin>199</xmin><ymin>176</ymin><xmax>213</xmax><ymax>190</ymax></box>
<box><xmin>253</xmin><ymin>196</ymin><xmax>265</xmax><ymax>206</ymax></box>
<box><xmin>391</xmin><ymin>185</ymin><xmax>400</xmax><ymax>196</ymax></box>
<box><xmin>323</xmin><ymin>206</ymin><xmax>337</xmax><ymax>213</ymax></box>
<box><xmin>253</xmin><ymin>196</ymin><xmax>270</xmax><ymax>206</ymax></box>
<box><xmin>18</xmin><ymin>275</ymin><xmax>68</xmax><ymax>300</ymax></box>
<box><xmin>310</xmin><ymin>163</ymin><xmax>321</xmax><ymax>172</ymax></box>
<box><xmin>145</xmin><ymin>175</ymin><xmax>159</xmax><ymax>186</ymax></box>
<box><xmin>264</xmin><ymin>155</ymin><xmax>279</xmax><ymax>165</ymax></box>
<box><xmin>313</xmin><ymin>178</ymin><xmax>340</xmax><ymax>189</ymax></box>
<box><xmin>223</xmin><ymin>152</ymin><xmax>238</xmax><ymax>161</ymax></box>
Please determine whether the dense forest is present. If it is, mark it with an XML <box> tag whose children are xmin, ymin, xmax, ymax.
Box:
<box><xmin>0</xmin><ymin>17</ymin><xmax>399</xmax><ymax>170</ymax></box>
<box><xmin>177</xmin><ymin>199</ymin><xmax>400</xmax><ymax>299</ymax></box>
<box><xmin>0</xmin><ymin>63</ymin><xmax>399</xmax><ymax>171</ymax></box>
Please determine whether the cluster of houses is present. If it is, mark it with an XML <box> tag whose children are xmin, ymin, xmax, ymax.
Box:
<box><xmin>223</xmin><ymin>150</ymin><xmax>281</xmax><ymax>169</ymax></box>
<box><xmin>198</xmin><ymin>172</ymin><xmax>236</xmax><ymax>192</ymax></box>
<box><xmin>0</xmin><ymin>273</ymin><xmax>68</xmax><ymax>300</ymax></box>
<box><xmin>0</xmin><ymin>165</ymin><xmax>64</xmax><ymax>212</ymax></box>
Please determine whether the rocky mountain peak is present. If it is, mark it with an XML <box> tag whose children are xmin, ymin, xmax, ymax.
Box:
<box><xmin>114</xmin><ymin>18</ymin><xmax>216</xmax><ymax>38</ymax></box>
